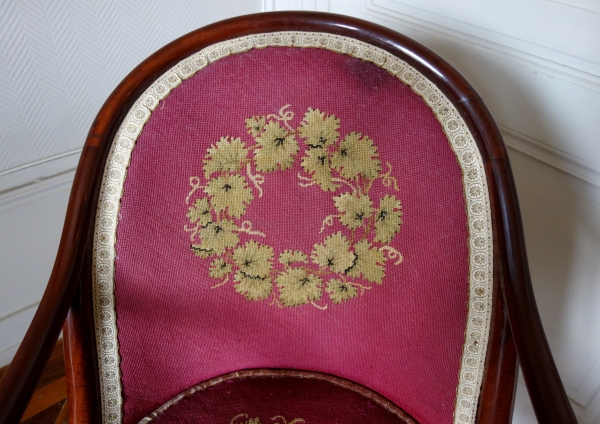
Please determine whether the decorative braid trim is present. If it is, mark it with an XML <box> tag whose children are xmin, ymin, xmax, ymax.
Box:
<box><xmin>92</xmin><ymin>31</ymin><xmax>493</xmax><ymax>424</ymax></box>
<box><xmin>137</xmin><ymin>369</ymin><xmax>417</xmax><ymax>424</ymax></box>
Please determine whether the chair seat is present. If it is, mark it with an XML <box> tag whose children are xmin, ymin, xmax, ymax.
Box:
<box><xmin>138</xmin><ymin>370</ymin><xmax>416</xmax><ymax>424</ymax></box>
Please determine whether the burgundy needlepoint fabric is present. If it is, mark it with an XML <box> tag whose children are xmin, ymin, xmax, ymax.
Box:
<box><xmin>145</xmin><ymin>371</ymin><xmax>416</xmax><ymax>424</ymax></box>
<box><xmin>114</xmin><ymin>47</ymin><xmax>469</xmax><ymax>424</ymax></box>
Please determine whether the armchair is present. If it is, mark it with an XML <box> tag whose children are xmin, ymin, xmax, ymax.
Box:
<box><xmin>0</xmin><ymin>11</ymin><xmax>577</xmax><ymax>424</ymax></box>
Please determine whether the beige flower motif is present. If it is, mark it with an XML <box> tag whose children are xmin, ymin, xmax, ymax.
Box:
<box><xmin>326</xmin><ymin>279</ymin><xmax>358</xmax><ymax>304</ymax></box>
<box><xmin>347</xmin><ymin>240</ymin><xmax>387</xmax><ymax>284</ymax></box>
<box><xmin>276</xmin><ymin>268</ymin><xmax>322</xmax><ymax>307</ymax></box>
<box><xmin>233</xmin><ymin>240</ymin><xmax>273</xmax><ymax>278</ymax></box>
<box><xmin>331</xmin><ymin>132</ymin><xmax>381</xmax><ymax>180</ymax></box>
<box><xmin>279</xmin><ymin>250</ymin><xmax>308</xmax><ymax>266</ymax></box>
<box><xmin>375</xmin><ymin>195</ymin><xmax>403</xmax><ymax>244</ymax></box>
<box><xmin>254</xmin><ymin>121</ymin><xmax>299</xmax><ymax>172</ymax></box>
<box><xmin>204</xmin><ymin>174</ymin><xmax>254</xmax><ymax>218</ymax></box>
<box><xmin>209</xmin><ymin>258</ymin><xmax>232</xmax><ymax>279</ymax></box>
<box><xmin>301</xmin><ymin>147</ymin><xmax>338</xmax><ymax>191</ymax></box>
<box><xmin>245</xmin><ymin>116</ymin><xmax>266</xmax><ymax>137</ymax></box>
<box><xmin>186</xmin><ymin>198</ymin><xmax>212</xmax><ymax>227</ymax></box>
<box><xmin>311</xmin><ymin>232</ymin><xmax>355</xmax><ymax>273</ymax></box>
<box><xmin>203</xmin><ymin>136</ymin><xmax>248</xmax><ymax>179</ymax></box>
<box><xmin>234</xmin><ymin>271</ymin><xmax>272</xmax><ymax>301</ymax></box>
<box><xmin>333</xmin><ymin>192</ymin><xmax>374</xmax><ymax>230</ymax></box>
<box><xmin>299</xmin><ymin>108</ymin><xmax>340</xmax><ymax>148</ymax></box>
<box><xmin>192</xmin><ymin>219</ymin><xmax>239</xmax><ymax>257</ymax></box>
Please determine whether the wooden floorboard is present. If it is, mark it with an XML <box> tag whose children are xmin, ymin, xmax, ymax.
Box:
<box><xmin>35</xmin><ymin>339</ymin><xmax>65</xmax><ymax>391</ymax></box>
<box><xmin>0</xmin><ymin>339</ymin><xmax>67</xmax><ymax>424</ymax></box>
<box><xmin>21</xmin><ymin>401</ymin><xmax>66</xmax><ymax>424</ymax></box>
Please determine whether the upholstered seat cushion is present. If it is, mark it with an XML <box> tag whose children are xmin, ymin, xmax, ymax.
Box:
<box><xmin>139</xmin><ymin>370</ymin><xmax>416</xmax><ymax>424</ymax></box>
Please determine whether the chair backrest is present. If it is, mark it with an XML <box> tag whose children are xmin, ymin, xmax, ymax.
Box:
<box><xmin>0</xmin><ymin>11</ymin><xmax>577</xmax><ymax>424</ymax></box>
<box><xmin>87</xmin><ymin>19</ymin><xmax>508</xmax><ymax>424</ymax></box>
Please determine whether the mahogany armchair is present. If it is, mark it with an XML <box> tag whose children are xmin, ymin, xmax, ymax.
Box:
<box><xmin>0</xmin><ymin>11</ymin><xmax>577</xmax><ymax>424</ymax></box>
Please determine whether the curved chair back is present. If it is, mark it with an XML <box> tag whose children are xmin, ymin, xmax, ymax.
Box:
<box><xmin>0</xmin><ymin>12</ymin><xmax>577</xmax><ymax>424</ymax></box>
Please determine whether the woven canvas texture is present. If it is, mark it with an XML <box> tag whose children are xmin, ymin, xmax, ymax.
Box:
<box><xmin>140</xmin><ymin>371</ymin><xmax>416</xmax><ymax>423</ymax></box>
<box><xmin>113</xmin><ymin>47</ymin><xmax>470</xmax><ymax>424</ymax></box>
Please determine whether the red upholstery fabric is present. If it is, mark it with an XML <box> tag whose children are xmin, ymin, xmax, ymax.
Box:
<box><xmin>144</xmin><ymin>370</ymin><xmax>415</xmax><ymax>423</ymax></box>
<box><xmin>114</xmin><ymin>47</ymin><xmax>469</xmax><ymax>424</ymax></box>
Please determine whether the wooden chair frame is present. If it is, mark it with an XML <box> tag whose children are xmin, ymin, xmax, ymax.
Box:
<box><xmin>0</xmin><ymin>11</ymin><xmax>577</xmax><ymax>424</ymax></box>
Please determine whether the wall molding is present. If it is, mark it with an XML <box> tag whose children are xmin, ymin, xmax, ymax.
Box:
<box><xmin>263</xmin><ymin>0</ymin><xmax>330</xmax><ymax>11</ymax></box>
<box><xmin>0</xmin><ymin>342</ymin><xmax>21</xmax><ymax>369</ymax></box>
<box><xmin>0</xmin><ymin>302</ymin><xmax>39</xmax><ymax>367</ymax></box>
<box><xmin>0</xmin><ymin>151</ymin><xmax>78</xmax><ymax>214</ymax></box>
<box><xmin>0</xmin><ymin>301</ymin><xmax>39</xmax><ymax>324</ymax></box>
<box><xmin>570</xmin><ymin>397</ymin><xmax>596</xmax><ymax>424</ymax></box>
<box><xmin>500</xmin><ymin>125</ymin><xmax>600</xmax><ymax>190</ymax></box>
<box><xmin>547</xmin><ymin>0</ymin><xmax>600</xmax><ymax>14</ymax></box>
<box><xmin>365</xmin><ymin>0</ymin><xmax>600</xmax><ymax>93</ymax></box>
<box><xmin>0</xmin><ymin>170</ymin><xmax>75</xmax><ymax>214</ymax></box>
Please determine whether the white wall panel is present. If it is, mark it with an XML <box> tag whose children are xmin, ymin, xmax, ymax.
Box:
<box><xmin>0</xmin><ymin>0</ymin><xmax>261</xmax><ymax>174</ymax></box>
<box><xmin>370</xmin><ymin>0</ymin><xmax>600</xmax><ymax>65</ymax></box>
<box><xmin>0</xmin><ymin>172</ymin><xmax>71</xmax><ymax>364</ymax></box>
<box><xmin>0</xmin><ymin>305</ymin><xmax>37</xmax><ymax>368</ymax></box>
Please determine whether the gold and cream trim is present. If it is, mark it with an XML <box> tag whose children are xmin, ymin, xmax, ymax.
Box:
<box><xmin>92</xmin><ymin>31</ymin><xmax>493</xmax><ymax>424</ymax></box>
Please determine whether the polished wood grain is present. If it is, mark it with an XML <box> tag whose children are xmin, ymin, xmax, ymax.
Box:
<box><xmin>0</xmin><ymin>11</ymin><xmax>577</xmax><ymax>424</ymax></box>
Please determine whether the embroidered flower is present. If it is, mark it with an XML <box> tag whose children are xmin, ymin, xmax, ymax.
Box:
<box><xmin>192</xmin><ymin>219</ymin><xmax>239</xmax><ymax>257</ymax></box>
<box><xmin>347</xmin><ymin>240</ymin><xmax>387</xmax><ymax>284</ymax></box>
<box><xmin>298</xmin><ymin>108</ymin><xmax>340</xmax><ymax>148</ymax></box>
<box><xmin>203</xmin><ymin>136</ymin><xmax>248</xmax><ymax>179</ymax></box>
<box><xmin>375</xmin><ymin>195</ymin><xmax>403</xmax><ymax>244</ymax></box>
<box><xmin>279</xmin><ymin>250</ymin><xmax>308</xmax><ymax>266</ymax></box>
<box><xmin>333</xmin><ymin>192</ymin><xmax>374</xmax><ymax>230</ymax></box>
<box><xmin>205</xmin><ymin>174</ymin><xmax>254</xmax><ymax>218</ymax></box>
<box><xmin>326</xmin><ymin>279</ymin><xmax>358</xmax><ymax>304</ymax></box>
<box><xmin>186</xmin><ymin>106</ymin><xmax>405</xmax><ymax>308</ymax></box>
<box><xmin>234</xmin><ymin>271</ymin><xmax>272</xmax><ymax>301</ymax></box>
<box><xmin>311</xmin><ymin>232</ymin><xmax>355</xmax><ymax>273</ymax></box>
<box><xmin>209</xmin><ymin>258</ymin><xmax>232</xmax><ymax>279</ymax></box>
<box><xmin>245</xmin><ymin>116</ymin><xmax>266</xmax><ymax>137</ymax></box>
<box><xmin>186</xmin><ymin>198</ymin><xmax>212</xmax><ymax>227</ymax></box>
<box><xmin>276</xmin><ymin>268</ymin><xmax>322</xmax><ymax>307</ymax></box>
<box><xmin>233</xmin><ymin>240</ymin><xmax>273</xmax><ymax>278</ymax></box>
<box><xmin>254</xmin><ymin>121</ymin><xmax>299</xmax><ymax>172</ymax></box>
<box><xmin>301</xmin><ymin>147</ymin><xmax>338</xmax><ymax>191</ymax></box>
<box><xmin>331</xmin><ymin>132</ymin><xmax>381</xmax><ymax>180</ymax></box>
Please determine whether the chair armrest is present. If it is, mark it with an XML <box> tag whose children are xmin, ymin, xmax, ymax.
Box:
<box><xmin>491</xmin><ymin>152</ymin><xmax>578</xmax><ymax>423</ymax></box>
<box><xmin>0</xmin><ymin>144</ymin><xmax>100</xmax><ymax>424</ymax></box>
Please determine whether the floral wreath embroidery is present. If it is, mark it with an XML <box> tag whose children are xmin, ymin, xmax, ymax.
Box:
<box><xmin>185</xmin><ymin>105</ymin><xmax>404</xmax><ymax>308</ymax></box>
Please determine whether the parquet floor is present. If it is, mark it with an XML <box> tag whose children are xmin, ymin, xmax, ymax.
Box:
<box><xmin>0</xmin><ymin>340</ymin><xmax>67</xmax><ymax>424</ymax></box>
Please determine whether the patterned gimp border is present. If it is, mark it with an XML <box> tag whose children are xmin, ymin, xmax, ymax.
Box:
<box><xmin>138</xmin><ymin>369</ymin><xmax>417</xmax><ymax>424</ymax></box>
<box><xmin>92</xmin><ymin>31</ymin><xmax>493</xmax><ymax>424</ymax></box>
